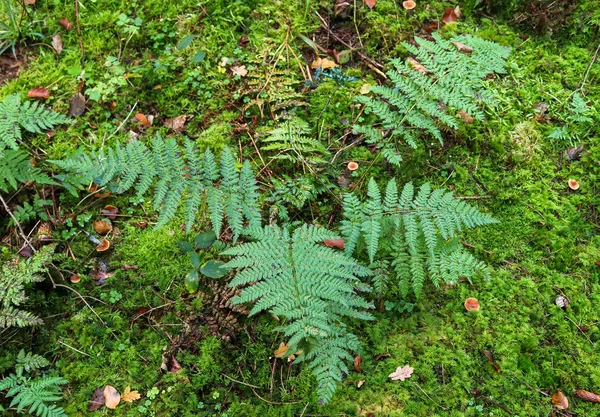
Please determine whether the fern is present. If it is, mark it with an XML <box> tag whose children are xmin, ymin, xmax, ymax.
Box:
<box><xmin>222</xmin><ymin>224</ymin><xmax>373</xmax><ymax>403</ymax></box>
<box><xmin>341</xmin><ymin>178</ymin><xmax>497</xmax><ymax>297</ymax></box>
<box><xmin>354</xmin><ymin>33</ymin><xmax>510</xmax><ymax>165</ymax></box>
<box><xmin>52</xmin><ymin>137</ymin><xmax>261</xmax><ymax>235</ymax></box>
<box><xmin>0</xmin><ymin>149</ymin><xmax>56</xmax><ymax>193</ymax></box>
<box><xmin>0</xmin><ymin>94</ymin><xmax>68</xmax><ymax>154</ymax></box>
<box><xmin>0</xmin><ymin>245</ymin><xmax>55</xmax><ymax>329</ymax></box>
<box><xmin>260</xmin><ymin>117</ymin><xmax>329</xmax><ymax>168</ymax></box>
<box><xmin>0</xmin><ymin>350</ymin><xmax>67</xmax><ymax>417</ymax></box>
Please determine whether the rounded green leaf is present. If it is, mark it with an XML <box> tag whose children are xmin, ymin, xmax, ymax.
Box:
<box><xmin>194</xmin><ymin>231</ymin><xmax>216</xmax><ymax>249</ymax></box>
<box><xmin>190</xmin><ymin>252</ymin><xmax>201</xmax><ymax>269</ymax></box>
<box><xmin>200</xmin><ymin>260</ymin><xmax>228</xmax><ymax>279</ymax></box>
<box><xmin>185</xmin><ymin>270</ymin><xmax>199</xmax><ymax>293</ymax></box>
<box><xmin>191</xmin><ymin>51</ymin><xmax>206</xmax><ymax>63</ymax></box>
<box><xmin>178</xmin><ymin>241</ymin><xmax>194</xmax><ymax>253</ymax></box>
<box><xmin>177</xmin><ymin>34</ymin><xmax>195</xmax><ymax>50</ymax></box>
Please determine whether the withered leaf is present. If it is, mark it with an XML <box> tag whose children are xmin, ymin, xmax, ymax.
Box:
<box><xmin>552</xmin><ymin>390</ymin><xmax>569</xmax><ymax>410</ymax></box>
<box><xmin>27</xmin><ymin>88</ymin><xmax>50</xmax><ymax>99</ymax></box>
<box><xmin>93</xmin><ymin>220</ymin><xmax>112</xmax><ymax>235</ymax></box>
<box><xmin>374</xmin><ymin>352</ymin><xmax>391</xmax><ymax>361</ymax></box>
<box><xmin>58</xmin><ymin>18</ymin><xmax>73</xmax><ymax>30</ymax></box>
<box><xmin>24</xmin><ymin>0</ymin><xmax>35</xmax><ymax>4</ymax></box>
<box><xmin>164</xmin><ymin>115</ymin><xmax>188</xmax><ymax>132</ymax></box>
<box><xmin>442</xmin><ymin>7</ymin><xmax>458</xmax><ymax>24</ymax></box>
<box><xmin>121</xmin><ymin>386</ymin><xmax>141</xmax><ymax>402</ymax></box>
<box><xmin>354</xmin><ymin>355</ymin><xmax>362</xmax><ymax>373</ymax></box>
<box><xmin>100</xmin><ymin>205</ymin><xmax>118</xmax><ymax>220</ymax></box>
<box><xmin>407</xmin><ymin>57</ymin><xmax>428</xmax><ymax>74</ymax></box>
<box><xmin>450</xmin><ymin>41</ymin><xmax>473</xmax><ymax>54</ymax></box>
<box><xmin>69</xmin><ymin>93</ymin><xmax>86</xmax><ymax>117</ymax></box>
<box><xmin>103</xmin><ymin>385</ymin><xmax>120</xmax><ymax>409</ymax></box>
<box><xmin>311</xmin><ymin>57</ymin><xmax>337</xmax><ymax>70</ymax></box>
<box><xmin>457</xmin><ymin>110</ymin><xmax>474</xmax><ymax>123</ymax></box>
<box><xmin>575</xmin><ymin>390</ymin><xmax>600</xmax><ymax>404</ymax></box>
<box><xmin>169</xmin><ymin>356</ymin><xmax>183</xmax><ymax>373</ymax></box>
<box><xmin>134</xmin><ymin>112</ymin><xmax>150</xmax><ymax>126</ymax></box>
<box><xmin>51</xmin><ymin>34</ymin><xmax>63</xmax><ymax>55</ymax></box>
<box><xmin>482</xmin><ymin>350</ymin><xmax>501</xmax><ymax>372</ymax></box>
<box><xmin>231</xmin><ymin>65</ymin><xmax>248</xmax><ymax>77</ymax></box>
<box><xmin>88</xmin><ymin>387</ymin><xmax>105</xmax><ymax>411</ymax></box>
<box><xmin>364</xmin><ymin>0</ymin><xmax>376</xmax><ymax>9</ymax></box>
<box><xmin>274</xmin><ymin>342</ymin><xmax>290</xmax><ymax>358</ymax></box>
<box><xmin>324</xmin><ymin>238</ymin><xmax>345</xmax><ymax>250</ymax></box>
<box><xmin>388</xmin><ymin>365</ymin><xmax>414</xmax><ymax>381</ymax></box>
<box><xmin>357</xmin><ymin>379</ymin><xmax>365</xmax><ymax>388</ymax></box>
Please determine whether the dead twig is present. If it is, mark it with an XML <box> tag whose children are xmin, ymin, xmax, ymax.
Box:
<box><xmin>412</xmin><ymin>382</ymin><xmax>448</xmax><ymax>411</ymax></box>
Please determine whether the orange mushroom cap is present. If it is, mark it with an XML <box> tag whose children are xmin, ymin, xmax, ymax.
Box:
<box><xmin>464</xmin><ymin>297</ymin><xmax>480</xmax><ymax>311</ymax></box>
<box><xmin>403</xmin><ymin>0</ymin><xmax>416</xmax><ymax>10</ymax></box>
<box><xmin>568</xmin><ymin>179</ymin><xmax>579</xmax><ymax>190</ymax></box>
<box><xmin>70</xmin><ymin>274</ymin><xmax>81</xmax><ymax>283</ymax></box>
<box><xmin>347</xmin><ymin>161</ymin><xmax>359</xmax><ymax>171</ymax></box>
<box><xmin>97</xmin><ymin>239</ymin><xmax>111</xmax><ymax>252</ymax></box>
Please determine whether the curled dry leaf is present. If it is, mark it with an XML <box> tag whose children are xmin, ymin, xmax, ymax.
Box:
<box><xmin>101</xmin><ymin>205</ymin><xmax>119</xmax><ymax>220</ymax></box>
<box><xmin>103</xmin><ymin>385</ymin><xmax>120</xmax><ymax>409</ymax></box>
<box><xmin>230</xmin><ymin>65</ymin><xmax>248</xmax><ymax>77</ymax></box>
<box><xmin>324</xmin><ymin>238</ymin><xmax>345</xmax><ymax>250</ymax></box>
<box><xmin>357</xmin><ymin>379</ymin><xmax>365</xmax><ymax>389</ymax></box>
<box><xmin>354</xmin><ymin>356</ymin><xmax>362</xmax><ymax>373</ymax></box>
<box><xmin>164</xmin><ymin>115</ymin><xmax>188</xmax><ymax>132</ymax></box>
<box><xmin>575</xmin><ymin>390</ymin><xmax>600</xmax><ymax>404</ymax></box>
<box><xmin>134</xmin><ymin>112</ymin><xmax>150</xmax><ymax>126</ymax></box>
<box><xmin>51</xmin><ymin>34</ymin><xmax>63</xmax><ymax>54</ymax></box>
<box><xmin>482</xmin><ymin>350</ymin><xmax>501</xmax><ymax>372</ymax></box>
<box><xmin>69</xmin><ymin>93</ymin><xmax>86</xmax><ymax>117</ymax></box>
<box><xmin>364</xmin><ymin>0</ymin><xmax>376</xmax><ymax>9</ymax></box>
<box><xmin>121</xmin><ymin>386</ymin><xmax>141</xmax><ymax>402</ymax></box>
<box><xmin>58</xmin><ymin>18</ymin><xmax>73</xmax><ymax>30</ymax></box>
<box><xmin>464</xmin><ymin>297</ymin><xmax>480</xmax><ymax>311</ymax></box>
<box><xmin>93</xmin><ymin>219</ymin><xmax>113</xmax><ymax>235</ymax></box>
<box><xmin>442</xmin><ymin>7</ymin><xmax>458</xmax><ymax>24</ymax></box>
<box><xmin>457</xmin><ymin>110</ymin><xmax>474</xmax><ymax>123</ymax></box>
<box><xmin>388</xmin><ymin>365</ymin><xmax>414</xmax><ymax>381</ymax></box>
<box><xmin>311</xmin><ymin>57</ymin><xmax>337</xmax><ymax>70</ymax></box>
<box><xmin>88</xmin><ymin>387</ymin><xmax>105</xmax><ymax>411</ymax></box>
<box><xmin>450</xmin><ymin>41</ymin><xmax>473</xmax><ymax>54</ymax></box>
<box><xmin>169</xmin><ymin>356</ymin><xmax>183</xmax><ymax>373</ymax></box>
<box><xmin>374</xmin><ymin>352</ymin><xmax>391</xmax><ymax>361</ymax></box>
<box><xmin>274</xmin><ymin>342</ymin><xmax>290</xmax><ymax>359</ymax></box>
<box><xmin>27</xmin><ymin>88</ymin><xmax>50</xmax><ymax>99</ymax></box>
<box><xmin>552</xmin><ymin>390</ymin><xmax>569</xmax><ymax>410</ymax></box>
<box><xmin>407</xmin><ymin>57</ymin><xmax>428</xmax><ymax>74</ymax></box>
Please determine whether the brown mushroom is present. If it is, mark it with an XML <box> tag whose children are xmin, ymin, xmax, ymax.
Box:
<box><xmin>347</xmin><ymin>161</ymin><xmax>359</xmax><ymax>171</ymax></box>
<box><xmin>464</xmin><ymin>297</ymin><xmax>480</xmax><ymax>311</ymax></box>
<box><xmin>97</xmin><ymin>239</ymin><xmax>111</xmax><ymax>252</ymax></box>
<box><xmin>402</xmin><ymin>0</ymin><xmax>416</xmax><ymax>10</ymax></box>
<box><xmin>568</xmin><ymin>179</ymin><xmax>579</xmax><ymax>190</ymax></box>
<box><xmin>70</xmin><ymin>274</ymin><xmax>81</xmax><ymax>283</ymax></box>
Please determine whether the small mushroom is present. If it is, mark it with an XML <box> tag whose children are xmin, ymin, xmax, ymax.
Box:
<box><xmin>464</xmin><ymin>297</ymin><xmax>480</xmax><ymax>311</ymax></box>
<box><xmin>568</xmin><ymin>179</ymin><xmax>579</xmax><ymax>190</ymax></box>
<box><xmin>347</xmin><ymin>161</ymin><xmax>359</xmax><ymax>171</ymax></box>
<box><xmin>100</xmin><ymin>205</ymin><xmax>119</xmax><ymax>220</ymax></box>
<box><xmin>70</xmin><ymin>274</ymin><xmax>81</xmax><ymax>283</ymax></box>
<box><xmin>402</xmin><ymin>0</ymin><xmax>416</xmax><ymax>9</ymax></box>
<box><xmin>97</xmin><ymin>239</ymin><xmax>111</xmax><ymax>252</ymax></box>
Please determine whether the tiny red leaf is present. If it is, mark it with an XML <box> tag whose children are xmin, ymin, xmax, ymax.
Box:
<box><xmin>27</xmin><ymin>88</ymin><xmax>50</xmax><ymax>99</ymax></box>
<box><xmin>442</xmin><ymin>8</ymin><xmax>458</xmax><ymax>24</ymax></box>
<box><xmin>58</xmin><ymin>18</ymin><xmax>73</xmax><ymax>30</ymax></box>
<box><xmin>364</xmin><ymin>0</ymin><xmax>376</xmax><ymax>9</ymax></box>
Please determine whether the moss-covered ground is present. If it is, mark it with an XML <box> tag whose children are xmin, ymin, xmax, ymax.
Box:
<box><xmin>1</xmin><ymin>0</ymin><xmax>600</xmax><ymax>416</ymax></box>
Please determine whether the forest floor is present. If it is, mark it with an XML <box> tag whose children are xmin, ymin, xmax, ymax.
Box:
<box><xmin>1</xmin><ymin>0</ymin><xmax>600</xmax><ymax>416</ymax></box>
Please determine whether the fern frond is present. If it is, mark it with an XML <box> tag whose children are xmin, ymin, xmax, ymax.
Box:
<box><xmin>0</xmin><ymin>149</ymin><xmax>56</xmax><ymax>193</ymax></box>
<box><xmin>223</xmin><ymin>224</ymin><xmax>373</xmax><ymax>403</ymax></box>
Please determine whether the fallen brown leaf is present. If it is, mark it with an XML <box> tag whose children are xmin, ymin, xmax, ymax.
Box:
<box><xmin>231</xmin><ymin>65</ymin><xmax>248</xmax><ymax>77</ymax></box>
<box><xmin>274</xmin><ymin>342</ymin><xmax>290</xmax><ymax>359</ymax></box>
<box><xmin>58</xmin><ymin>18</ymin><xmax>73</xmax><ymax>30</ymax></box>
<box><xmin>388</xmin><ymin>365</ymin><xmax>414</xmax><ymax>381</ymax></box>
<box><xmin>134</xmin><ymin>112</ymin><xmax>150</xmax><ymax>126</ymax></box>
<box><xmin>69</xmin><ymin>93</ymin><xmax>86</xmax><ymax>117</ymax></box>
<box><xmin>100</xmin><ymin>205</ymin><xmax>119</xmax><ymax>220</ymax></box>
<box><xmin>93</xmin><ymin>220</ymin><xmax>112</xmax><ymax>235</ymax></box>
<box><xmin>374</xmin><ymin>352</ymin><xmax>391</xmax><ymax>361</ymax></box>
<box><xmin>324</xmin><ymin>238</ymin><xmax>345</xmax><ymax>250</ymax></box>
<box><xmin>103</xmin><ymin>385</ymin><xmax>120</xmax><ymax>409</ymax></box>
<box><xmin>457</xmin><ymin>110</ymin><xmax>474</xmax><ymax>123</ymax></box>
<box><xmin>311</xmin><ymin>57</ymin><xmax>337</xmax><ymax>70</ymax></box>
<box><xmin>552</xmin><ymin>390</ymin><xmax>569</xmax><ymax>410</ymax></box>
<box><xmin>354</xmin><ymin>356</ymin><xmax>362</xmax><ymax>373</ymax></box>
<box><xmin>121</xmin><ymin>386</ymin><xmax>141</xmax><ymax>403</ymax></box>
<box><xmin>52</xmin><ymin>34</ymin><xmax>63</xmax><ymax>54</ymax></box>
<box><xmin>88</xmin><ymin>387</ymin><xmax>105</xmax><ymax>411</ymax></box>
<box><xmin>407</xmin><ymin>57</ymin><xmax>428</xmax><ymax>74</ymax></box>
<box><xmin>27</xmin><ymin>88</ymin><xmax>50</xmax><ymax>99</ymax></box>
<box><xmin>482</xmin><ymin>350</ymin><xmax>501</xmax><ymax>372</ymax></box>
<box><xmin>169</xmin><ymin>356</ymin><xmax>183</xmax><ymax>373</ymax></box>
<box><xmin>442</xmin><ymin>7</ymin><xmax>458</xmax><ymax>24</ymax></box>
<box><xmin>164</xmin><ymin>115</ymin><xmax>188</xmax><ymax>132</ymax></box>
<box><xmin>450</xmin><ymin>41</ymin><xmax>473</xmax><ymax>54</ymax></box>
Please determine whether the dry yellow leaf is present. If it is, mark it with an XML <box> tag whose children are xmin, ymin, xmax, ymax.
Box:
<box><xmin>552</xmin><ymin>390</ymin><xmax>569</xmax><ymax>410</ymax></box>
<box><xmin>359</xmin><ymin>84</ymin><xmax>371</xmax><ymax>95</ymax></box>
<box><xmin>121</xmin><ymin>386</ymin><xmax>141</xmax><ymax>403</ymax></box>
<box><xmin>103</xmin><ymin>385</ymin><xmax>120</xmax><ymax>409</ymax></box>
<box><xmin>274</xmin><ymin>342</ymin><xmax>289</xmax><ymax>358</ymax></box>
<box><xmin>311</xmin><ymin>57</ymin><xmax>337</xmax><ymax>70</ymax></box>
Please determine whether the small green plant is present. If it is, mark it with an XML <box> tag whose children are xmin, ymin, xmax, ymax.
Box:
<box><xmin>0</xmin><ymin>350</ymin><xmax>67</xmax><ymax>417</ymax></box>
<box><xmin>0</xmin><ymin>245</ymin><xmax>55</xmax><ymax>329</ymax></box>
<box><xmin>179</xmin><ymin>231</ymin><xmax>229</xmax><ymax>293</ymax></box>
<box><xmin>548</xmin><ymin>93</ymin><xmax>597</xmax><ymax>146</ymax></box>
<box><xmin>354</xmin><ymin>33</ymin><xmax>510</xmax><ymax>165</ymax></box>
<box><xmin>340</xmin><ymin>179</ymin><xmax>498</xmax><ymax>297</ymax></box>
<box><xmin>0</xmin><ymin>0</ymin><xmax>43</xmax><ymax>56</ymax></box>
<box><xmin>0</xmin><ymin>94</ymin><xmax>68</xmax><ymax>154</ymax></box>
<box><xmin>0</xmin><ymin>149</ymin><xmax>56</xmax><ymax>193</ymax></box>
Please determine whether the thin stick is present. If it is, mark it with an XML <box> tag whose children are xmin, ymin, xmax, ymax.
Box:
<box><xmin>250</xmin><ymin>387</ymin><xmax>299</xmax><ymax>405</ymax></box>
<box><xmin>412</xmin><ymin>382</ymin><xmax>448</xmax><ymax>411</ymax></box>
<box><xmin>102</xmin><ymin>101</ymin><xmax>138</xmax><ymax>147</ymax></box>
<box><xmin>57</xmin><ymin>340</ymin><xmax>92</xmax><ymax>357</ymax></box>
<box><xmin>221</xmin><ymin>373</ymin><xmax>261</xmax><ymax>389</ymax></box>
<box><xmin>0</xmin><ymin>194</ymin><xmax>36</xmax><ymax>252</ymax></box>
<box><xmin>74</xmin><ymin>0</ymin><xmax>85</xmax><ymax>68</ymax></box>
